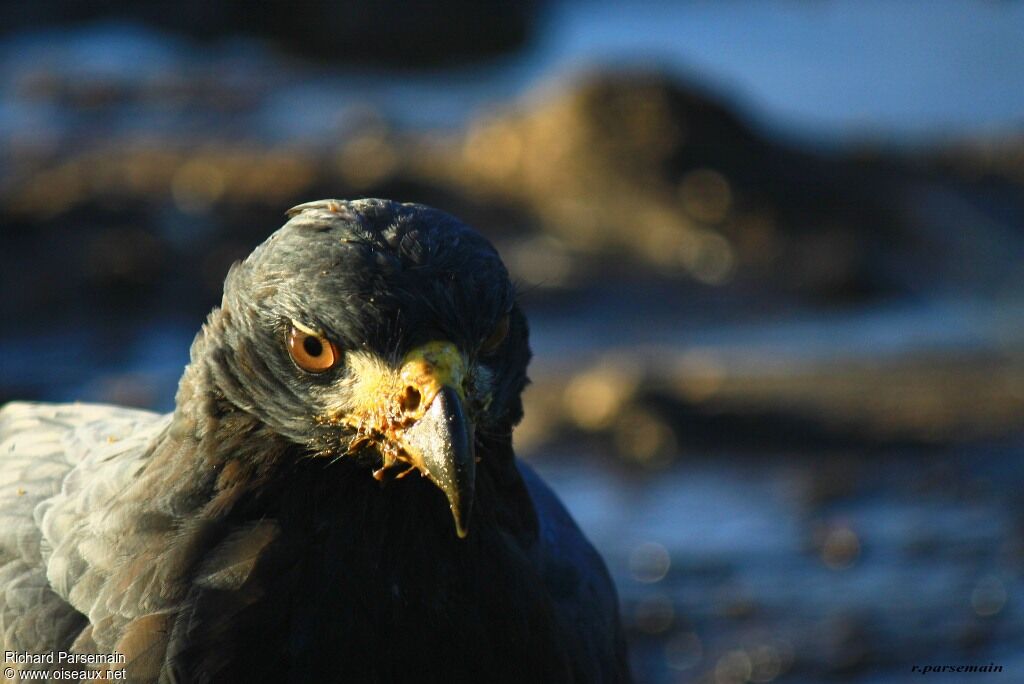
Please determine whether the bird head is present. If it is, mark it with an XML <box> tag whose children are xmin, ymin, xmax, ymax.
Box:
<box><xmin>191</xmin><ymin>199</ymin><xmax>530</xmax><ymax>538</ymax></box>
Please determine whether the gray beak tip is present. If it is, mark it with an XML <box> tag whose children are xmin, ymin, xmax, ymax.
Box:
<box><xmin>398</xmin><ymin>385</ymin><xmax>476</xmax><ymax>540</ymax></box>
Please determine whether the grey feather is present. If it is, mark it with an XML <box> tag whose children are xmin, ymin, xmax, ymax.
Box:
<box><xmin>0</xmin><ymin>402</ymin><xmax>171</xmax><ymax>678</ymax></box>
<box><xmin>0</xmin><ymin>199</ymin><xmax>629</xmax><ymax>683</ymax></box>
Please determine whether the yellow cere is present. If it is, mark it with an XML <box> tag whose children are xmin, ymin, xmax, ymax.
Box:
<box><xmin>320</xmin><ymin>341</ymin><xmax>469</xmax><ymax>473</ymax></box>
<box><xmin>399</xmin><ymin>341</ymin><xmax>468</xmax><ymax>405</ymax></box>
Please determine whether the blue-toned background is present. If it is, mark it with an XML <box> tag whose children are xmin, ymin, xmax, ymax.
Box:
<box><xmin>2</xmin><ymin>2</ymin><xmax>1023</xmax><ymax>681</ymax></box>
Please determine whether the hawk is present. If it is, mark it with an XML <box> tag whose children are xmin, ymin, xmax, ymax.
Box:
<box><xmin>0</xmin><ymin>199</ymin><xmax>630</xmax><ymax>683</ymax></box>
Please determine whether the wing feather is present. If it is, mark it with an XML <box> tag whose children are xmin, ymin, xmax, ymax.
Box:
<box><xmin>0</xmin><ymin>401</ymin><xmax>169</xmax><ymax>668</ymax></box>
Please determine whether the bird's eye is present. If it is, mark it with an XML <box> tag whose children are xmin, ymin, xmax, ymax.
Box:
<box><xmin>287</xmin><ymin>326</ymin><xmax>340</xmax><ymax>373</ymax></box>
<box><xmin>481</xmin><ymin>314</ymin><xmax>510</xmax><ymax>355</ymax></box>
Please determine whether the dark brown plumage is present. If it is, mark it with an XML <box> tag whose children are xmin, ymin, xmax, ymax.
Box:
<box><xmin>0</xmin><ymin>199</ymin><xmax>630</xmax><ymax>683</ymax></box>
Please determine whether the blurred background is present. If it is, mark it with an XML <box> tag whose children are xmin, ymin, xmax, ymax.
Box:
<box><xmin>1</xmin><ymin>1</ymin><xmax>1023</xmax><ymax>681</ymax></box>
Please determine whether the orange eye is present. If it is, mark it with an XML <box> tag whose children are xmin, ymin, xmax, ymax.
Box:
<box><xmin>287</xmin><ymin>326</ymin><xmax>340</xmax><ymax>373</ymax></box>
<box><xmin>481</xmin><ymin>314</ymin><xmax>510</xmax><ymax>355</ymax></box>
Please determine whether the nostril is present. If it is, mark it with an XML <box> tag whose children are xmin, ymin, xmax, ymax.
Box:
<box><xmin>400</xmin><ymin>387</ymin><xmax>421</xmax><ymax>413</ymax></box>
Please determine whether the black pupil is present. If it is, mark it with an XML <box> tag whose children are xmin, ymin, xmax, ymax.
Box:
<box><xmin>303</xmin><ymin>336</ymin><xmax>324</xmax><ymax>357</ymax></box>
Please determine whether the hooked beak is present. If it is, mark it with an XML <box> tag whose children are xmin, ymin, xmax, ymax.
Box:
<box><xmin>396</xmin><ymin>384</ymin><xmax>475</xmax><ymax>538</ymax></box>
<box><xmin>338</xmin><ymin>341</ymin><xmax>476</xmax><ymax>538</ymax></box>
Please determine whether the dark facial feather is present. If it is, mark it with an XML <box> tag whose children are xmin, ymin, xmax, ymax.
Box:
<box><xmin>190</xmin><ymin>199</ymin><xmax>529</xmax><ymax>457</ymax></box>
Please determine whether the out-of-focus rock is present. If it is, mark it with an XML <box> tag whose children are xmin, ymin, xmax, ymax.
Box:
<box><xmin>0</xmin><ymin>145</ymin><xmax>331</xmax><ymax>325</ymax></box>
<box><xmin>7</xmin><ymin>67</ymin><xmax>1023</xmax><ymax>329</ymax></box>
<box><xmin>0</xmin><ymin>133</ymin><xmax>540</xmax><ymax>330</ymax></box>
<box><xmin>522</xmin><ymin>345</ymin><xmax>1024</xmax><ymax>461</ymax></box>
<box><xmin>919</xmin><ymin>134</ymin><xmax>1024</xmax><ymax>188</ymax></box>
<box><xmin>5</xmin><ymin>65</ymin><xmax>1024</xmax><ymax>450</ymax></box>
<box><xmin>427</xmin><ymin>70</ymin><xmax>912</xmax><ymax>300</ymax></box>
<box><xmin>0</xmin><ymin>0</ymin><xmax>541</xmax><ymax>67</ymax></box>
